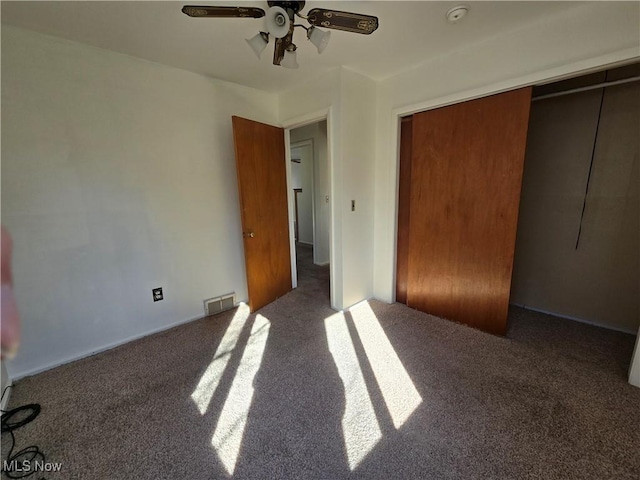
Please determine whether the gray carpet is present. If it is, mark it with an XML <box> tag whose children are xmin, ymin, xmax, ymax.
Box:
<box><xmin>3</xmin><ymin>243</ymin><xmax>639</xmax><ymax>479</ymax></box>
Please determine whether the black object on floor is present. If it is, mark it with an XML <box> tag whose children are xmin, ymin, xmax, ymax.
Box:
<box><xmin>1</xmin><ymin>393</ymin><xmax>46</xmax><ymax>479</ymax></box>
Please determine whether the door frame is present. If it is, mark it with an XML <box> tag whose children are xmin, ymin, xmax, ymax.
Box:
<box><xmin>283</xmin><ymin>108</ymin><xmax>335</xmax><ymax>308</ymax></box>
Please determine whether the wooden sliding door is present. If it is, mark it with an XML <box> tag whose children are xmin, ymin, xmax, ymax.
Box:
<box><xmin>405</xmin><ymin>88</ymin><xmax>532</xmax><ymax>335</ymax></box>
<box><xmin>396</xmin><ymin>116</ymin><xmax>413</xmax><ymax>304</ymax></box>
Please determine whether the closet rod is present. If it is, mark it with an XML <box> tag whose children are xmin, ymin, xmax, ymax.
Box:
<box><xmin>532</xmin><ymin>75</ymin><xmax>640</xmax><ymax>102</ymax></box>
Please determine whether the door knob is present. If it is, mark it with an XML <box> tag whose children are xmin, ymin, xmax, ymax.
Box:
<box><xmin>244</xmin><ymin>232</ymin><xmax>255</xmax><ymax>238</ymax></box>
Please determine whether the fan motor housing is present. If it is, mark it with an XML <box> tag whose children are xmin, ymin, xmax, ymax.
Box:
<box><xmin>267</xmin><ymin>1</ymin><xmax>305</xmax><ymax>14</ymax></box>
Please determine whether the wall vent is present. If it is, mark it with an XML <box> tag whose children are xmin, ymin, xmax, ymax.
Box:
<box><xmin>204</xmin><ymin>293</ymin><xmax>236</xmax><ymax>317</ymax></box>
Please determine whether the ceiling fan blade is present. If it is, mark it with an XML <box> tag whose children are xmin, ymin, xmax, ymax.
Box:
<box><xmin>181</xmin><ymin>5</ymin><xmax>265</xmax><ymax>18</ymax></box>
<box><xmin>307</xmin><ymin>8</ymin><xmax>378</xmax><ymax>35</ymax></box>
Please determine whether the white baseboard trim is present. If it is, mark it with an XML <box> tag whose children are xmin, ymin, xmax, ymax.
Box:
<box><xmin>11</xmin><ymin>313</ymin><xmax>206</xmax><ymax>380</ymax></box>
<box><xmin>510</xmin><ymin>304</ymin><xmax>637</xmax><ymax>335</ymax></box>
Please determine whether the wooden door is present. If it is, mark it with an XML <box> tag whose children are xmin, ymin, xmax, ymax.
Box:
<box><xmin>396</xmin><ymin>116</ymin><xmax>413</xmax><ymax>304</ymax></box>
<box><xmin>406</xmin><ymin>88</ymin><xmax>532</xmax><ymax>335</ymax></box>
<box><xmin>232</xmin><ymin>116</ymin><xmax>292</xmax><ymax>312</ymax></box>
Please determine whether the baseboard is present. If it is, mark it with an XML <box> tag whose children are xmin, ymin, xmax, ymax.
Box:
<box><xmin>510</xmin><ymin>304</ymin><xmax>637</xmax><ymax>335</ymax></box>
<box><xmin>11</xmin><ymin>313</ymin><xmax>206</xmax><ymax>380</ymax></box>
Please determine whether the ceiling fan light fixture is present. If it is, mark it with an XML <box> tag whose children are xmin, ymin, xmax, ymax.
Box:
<box><xmin>307</xmin><ymin>26</ymin><xmax>331</xmax><ymax>54</ymax></box>
<box><xmin>181</xmin><ymin>2</ymin><xmax>379</xmax><ymax>67</ymax></box>
<box><xmin>245</xmin><ymin>31</ymin><xmax>270</xmax><ymax>59</ymax></box>
<box><xmin>265</xmin><ymin>6</ymin><xmax>290</xmax><ymax>38</ymax></box>
<box><xmin>281</xmin><ymin>46</ymin><xmax>299</xmax><ymax>69</ymax></box>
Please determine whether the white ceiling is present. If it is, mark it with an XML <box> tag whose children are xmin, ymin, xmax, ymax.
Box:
<box><xmin>1</xmin><ymin>1</ymin><xmax>586</xmax><ymax>93</ymax></box>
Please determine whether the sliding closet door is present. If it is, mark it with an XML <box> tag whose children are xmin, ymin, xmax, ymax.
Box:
<box><xmin>406</xmin><ymin>88</ymin><xmax>532</xmax><ymax>335</ymax></box>
<box><xmin>396</xmin><ymin>116</ymin><xmax>413</xmax><ymax>304</ymax></box>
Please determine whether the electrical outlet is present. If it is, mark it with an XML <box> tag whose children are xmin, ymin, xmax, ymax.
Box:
<box><xmin>152</xmin><ymin>287</ymin><xmax>163</xmax><ymax>302</ymax></box>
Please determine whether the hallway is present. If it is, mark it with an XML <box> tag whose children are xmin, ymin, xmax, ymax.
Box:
<box><xmin>295</xmin><ymin>242</ymin><xmax>330</xmax><ymax>304</ymax></box>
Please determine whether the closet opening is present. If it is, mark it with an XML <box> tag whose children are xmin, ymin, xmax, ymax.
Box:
<box><xmin>395</xmin><ymin>62</ymin><xmax>639</xmax><ymax>337</ymax></box>
<box><xmin>510</xmin><ymin>62</ymin><xmax>639</xmax><ymax>334</ymax></box>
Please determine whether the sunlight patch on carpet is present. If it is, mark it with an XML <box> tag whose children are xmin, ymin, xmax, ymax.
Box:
<box><xmin>191</xmin><ymin>303</ymin><xmax>250</xmax><ymax>415</ymax></box>
<box><xmin>211</xmin><ymin>314</ymin><xmax>270</xmax><ymax>475</ymax></box>
<box><xmin>350</xmin><ymin>301</ymin><xmax>422</xmax><ymax>429</ymax></box>
<box><xmin>325</xmin><ymin>312</ymin><xmax>382</xmax><ymax>470</ymax></box>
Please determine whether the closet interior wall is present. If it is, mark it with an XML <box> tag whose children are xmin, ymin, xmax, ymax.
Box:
<box><xmin>511</xmin><ymin>64</ymin><xmax>639</xmax><ymax>333</ymax></box>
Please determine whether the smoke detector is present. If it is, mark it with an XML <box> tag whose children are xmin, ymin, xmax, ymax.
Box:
<box><xmin>446</xmin><ymin>5</ymin><xmax>469</xmax><ymax>23</ymax></box>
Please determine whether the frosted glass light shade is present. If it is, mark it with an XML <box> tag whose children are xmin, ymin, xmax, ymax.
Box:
<box><xmin>245</xmin><ymin>32</ymin><xmax>269</xmax><ymax>59</ymax></box>
<box><xmin>266</xmin><ymin>6</ymin><xmax>290</xmax><ymax>39</ymax></box>
<box><xmin>308</xmin><ymin>27</ymin><xmax>331</xmax><ymax>54</ymax></box>
<box><xmin>281</xmin><ymin>49</ymin><xmax>299</xmax><ymax>69</ymax></box>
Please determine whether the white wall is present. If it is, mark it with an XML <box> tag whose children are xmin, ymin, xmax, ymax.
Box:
<box><xmin>1</xmin><ymin>26</ymin><xmax>278</xmax><ymax>378</ymax></box>
<box><xmin>0</xmin><ymin>360</ymin><xmax>10</xmax><ymax>408</ymax></box>
<box><xmin>290</xmin><ymin>121</ymin><xmax>330</xmax><ymax>265</ymax></box>
<box><xmin>372</xmin><ymin>1</ymin><xmax>640</xmax><ymax>304</ymax></box>
<box><xmin>279</xmin><ymin>68</ymin><xmax>377</xmax><ymax>310</ymax></box>
<box><xmin>339</xmin><ymin>69</ymin><xmax>377</xmax><ymax>308</ymax></box>
<box><xmin>290</xmin><ymin>143</ymin><xmax>314</xmax><ymax>245</ymax></box>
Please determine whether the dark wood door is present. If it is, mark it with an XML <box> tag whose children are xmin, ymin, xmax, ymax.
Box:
<box><xmin>406</xmin><ymin>88</ymin><xmax>532</xmax><ymax>335</ymax></box>
<box><xmin>232</xmin><ymin>116</ymin><xmax>292</xmax><ymax>312</ymax></box>
<box><xmin>396</xmin><ymin>116</ymin><xmax>413</xmax><ymax>304</ymax></box>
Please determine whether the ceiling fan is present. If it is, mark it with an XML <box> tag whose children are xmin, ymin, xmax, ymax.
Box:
<box><xmin>182</xmin><ymin>1</ymin><xmax>379</xmax><ymax>68</ymax></box>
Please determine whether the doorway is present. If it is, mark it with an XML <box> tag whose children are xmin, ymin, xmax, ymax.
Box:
<box><xmin>288</xmin><ymin>120</ymin><xmax>331</xmax><ymax>303</ymax></box>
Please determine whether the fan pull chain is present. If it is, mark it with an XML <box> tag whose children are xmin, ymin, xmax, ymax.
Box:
<box><xmin>575</xmin><ymin>74</ymin><xmax>607</xmax><ymax>250</ymax></box>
